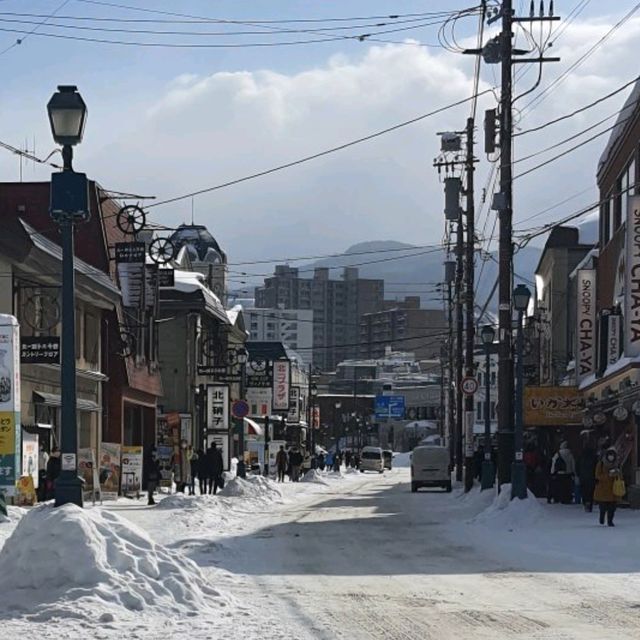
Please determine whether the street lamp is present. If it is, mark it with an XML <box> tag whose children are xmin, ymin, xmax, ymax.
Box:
<box><xmin>235</xmin><ymin>346</ymin><xmax>248</xmax><ymax>478</ymax></box>
<box><xmin>334</xmin><ymin>400</ymin><xmax>342</xmax><ymax>453</ymax></box>
<box><xmin>512</xmin><ymin>284</ymin><xmax>531</xmax><ymax>500</ymax></box>
<box><xmin>480</xmin><ymin>325</ymin><xmax>495</xmax><ymax>490</ymax></box>
<box><xmin>48</xmin><ymin>85</ymin><xmax>88</xmax><ymax>508</ymax></box>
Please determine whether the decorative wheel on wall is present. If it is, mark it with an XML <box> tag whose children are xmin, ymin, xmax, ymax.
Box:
<box><xmin>148</xmin><ymin>238</ymin><xmax>175</xmax><ymax>264</ymax></box>
<box><xmin>250</xmin><ymin>357</ymin><xmax>267</xmax><ymax>372</ymax></box>
<box><xmin>116</xmin><ymin>205</ymin><xmax>146</xmax><ymax>235</ymax></box>
<box><xmin>23</xmin><ymin>293</ymin><xmax>60</xmax><ymax>332</ymax></box>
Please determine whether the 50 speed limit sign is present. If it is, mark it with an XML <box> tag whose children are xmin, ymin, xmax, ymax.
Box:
<box><xmin>461</xmin><ymin>376</ymin><xmax>478</xmax><ymax>396</ymax></box>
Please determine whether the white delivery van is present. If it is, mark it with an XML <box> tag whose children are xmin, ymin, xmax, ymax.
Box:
<box><xmin>360</xmin><ymin>446</ymin><xmax>384</xmax><ymax>473</ymax></box>
<box><xmin>411</xmin><ymin>445</ymin><xmax>452</xmax><ymax>492</ymax></box>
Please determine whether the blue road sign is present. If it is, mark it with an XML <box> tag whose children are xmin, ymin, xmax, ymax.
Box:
<box><xmin>375</xmin><ymin>395</ymin><xmax>405</xmax><ymax>420</ymax></box>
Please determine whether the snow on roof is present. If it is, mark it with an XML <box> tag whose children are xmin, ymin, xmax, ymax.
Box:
<box><xmin>569</xmin><ymin>248</ymin><xmax>599</xmax><ymax>280</ymax></box>
<box><xmin>172</xmin><ymin>269</ymin><xmax>229</xmax><ymax>323</ymax></box>
<box><xmin>226</xmin><ymin>304</ymin><xmax>243</xmax><ymax>325</ymax></box>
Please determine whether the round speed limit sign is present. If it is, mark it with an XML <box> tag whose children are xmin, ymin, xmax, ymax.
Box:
<box><xmin>461</xmin><ymin>376</ymin><xmax>478</xmax><ymax>396</ymax></box>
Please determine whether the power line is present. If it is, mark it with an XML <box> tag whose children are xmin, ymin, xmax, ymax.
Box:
<box><xmin>146</xmin><ymin>88</ymin><xmax>494</xmax><ymax>210</ymax></box>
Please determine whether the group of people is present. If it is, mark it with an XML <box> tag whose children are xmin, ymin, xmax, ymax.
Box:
<box><xmin>275</xmin><ymin>445</ymin><xmax>304</xmax><ymax>482</ymax></box>
<box><xmin>529</xmin><ymin>439</ymin><xmax>625</xmax><ymax>527</ymax></box>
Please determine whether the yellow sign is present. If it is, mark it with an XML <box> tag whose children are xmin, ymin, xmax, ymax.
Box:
<box><xmin>524</xmin><ymin>386</ymin><xmax>583</xmax><ymax>427</ymax></box>
<box><xmin>16</xmin><ymin>475</ymin><xmax>36</xmax><ymax>506</ymax></box>
<box><xmin>0</xmin><ymin>412</ymin><xmax>15</xmax><ymax>455</ymax></box>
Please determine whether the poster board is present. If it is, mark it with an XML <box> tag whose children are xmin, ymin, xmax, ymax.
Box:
<box><xmin>98</xmin><ymin>442</ymin><xmax>121</xmax><ymax>500</ymax></box>
<box><xmin>79</xmin><ymin>447</ymin><xmax>101</xmax><ymax>504</ymax></box>
<box><xmin>0</xmin><ymin>314</ymin><xmax>20</xmax><ymax>498</ymax></box>
<box><xmin>121</xmin><ymin>446</ymin><xmax>143</xmax><ymax>496</ymax></box>
<box><xmin>21</xmin><ymin>431</ymin><xmax>38</xmax><ymax>489</ymax></box>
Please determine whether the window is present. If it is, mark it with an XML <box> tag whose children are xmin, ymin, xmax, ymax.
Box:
<box><xmin>476</xmin><ymin>402</ymin><xmax>482</xmax><ymax>420</ymax></box>
<box><xmin>491</xmin><ymin>371</ymin><xmax>496</xmax><ymax>386</ymax></box>
<box><xmin>84</xmin><ymin>312</ymin><xmax>100</xmax><ymax>367</ymax></box>
<box><xmin>491</xmin><ymin>401</ymin><xmax>496</xmax><ymax>420</ymax></box>
<box><xmin>477</xmin><ymin>371</ymin><xmax>482</xmax><ymax>387</ymax></box>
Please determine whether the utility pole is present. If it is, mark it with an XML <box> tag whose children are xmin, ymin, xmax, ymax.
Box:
<box><xmin>463</xmin><ymin>116</ymin><xmax>476</xmax><ymax>492</ymax></box>
<box><xmin>455</xmin><ymin>202</ymin><xmax>464</xmax><ymax>482</ymax></box>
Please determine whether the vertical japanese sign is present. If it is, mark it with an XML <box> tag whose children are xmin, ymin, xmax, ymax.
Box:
<box><xmin>287</xmin><ymin>386</ymin><xmax>300</xmax><ymax>422</ymax></box>
<box><xmin>607</xmin><ymin>314</ymin><xmax>621</xmax><ymax>366</ymax></box>
<box><xmin>576</xmin><ymin>269</ymin><xmax>596</xmax><ymax>382</ymax></box>
<box><xmin>115</xmin><ymin>242</ymin><xmax>146</xmax><ymax>308</ymax></box>
<box><xmin>626</xmin><ymin>195</ymin><xmax>640</xmax><ymax>356</ymax></box>
<box><xmin>272</xmin><ymin>359</ymin><xmax>290</xmax><ymax>412</ymax></box>
<box><xmin>312</xmin><ymin>406</ymin><xmax>321</xmax><ymax>428</ymax></box>
<box><xmin>0</xmin><ymin>314</ymin><xmax>20</xmax><ymax>497</ymax></box>
<box><xmin>207</xmin><ymin>385</ymin><xmax>229</xmax><ymax>429</ymax></box>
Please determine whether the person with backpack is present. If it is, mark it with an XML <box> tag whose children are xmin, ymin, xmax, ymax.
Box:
<box><xmin>594</xmin><ymin>447</ymin><xmax>623</xmax><ymax>526</ymax></box>
<box><xmin>548</xmin><ymin>441</ymin><xmax>575</xmax><ymax>504</ymax></box>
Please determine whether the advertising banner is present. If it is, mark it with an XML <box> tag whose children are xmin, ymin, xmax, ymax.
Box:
<box><xmin>626</xmin><ymin>195</ymin><xmax>640</xmax><ymax>356</ymax></box>
<box><xmin>523</xmin><ymin>386</ymin><xmax>583</xmax><ymax>426</ymax></box>
<box><xmin>78</xmin><ymin>447</ymin><xmax>100</xmax><ymax>503</ymax></box>
<box><xmin>247</xmin><ymin>387</ymin><xmax>272</xmax><ymax>417</ymax></box>
<box><xmin>272</xmin><ymin>360</ymin><xmax>290</xmax><ymax>411</ymax></box>
<box><xmin>98</xmin><ymin>442</ymin><xmax>121</xmax><ymax>500</ymax></box>
<box><xmin>287</xmin><ymin>386</ymin><xmax>300</xmax><ymax>422</ymax></box>
<box><xmin>21</xmin><ymin>431</ymin><xmax>38</xmax><ymax>489</ymax></box>
<box><xmin>607</xmin><ymin>314</ymin><xmax>621</xmax><ymax>366</ymax></box>
<box><xmin>207</xmin><ymin>385</ymin><xmax>229</xmax><ymax>429</ymax></box>
<box><xmin>312</xmin><ymin>406</ymin><xmax>320</xmax><ymax>429</ymax></box>
<box><xmin>576</xmin><ymin>269</ymin><xmax>596</xmax><ymax>382</ymax></box>
<box><xmin>115</xmin><ymin>242</ymin><xmax>146</xmax><ymax>308</ymax></box>
<box><xmin>121</xmin><ymin>446</ymin><xmax>143</xmax><ymax>495</ymax></box>
<box><xmin>0</xmin><ymin>314</ymin><xmax>20</xmax><ymax>497</ymax></box>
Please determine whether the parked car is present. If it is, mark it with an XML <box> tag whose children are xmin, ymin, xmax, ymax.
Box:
<box><xmin>382</xmin><ymin>450</ymin><xmax>393</xmax><ymax>470</ymax></box>
<box><xmin>360</xmin><ymin>446</ymin><xmax>384</xmax><ymax>473</ymax></box>
<box><xmin>411</xmin><ymin>445</ymin><xmax>452</xmax><ymax>492</ymax></box>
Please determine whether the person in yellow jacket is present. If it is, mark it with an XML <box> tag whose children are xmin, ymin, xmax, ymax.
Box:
<box><xmin>594</xmin><ymin>448</ymin><xmax>622</xmax><ymax>527</ymax></box>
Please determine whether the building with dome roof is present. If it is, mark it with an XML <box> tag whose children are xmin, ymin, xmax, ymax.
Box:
<box><xmin>169</xmin><ymin>223</ymin><xmax>228</xmax><ymax>304</ymax></box>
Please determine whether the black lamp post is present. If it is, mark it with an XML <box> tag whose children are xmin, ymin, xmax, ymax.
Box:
<box><xmin>480</xmin><ymin>325</ymin><xmax>495</xmax><ymax>490</ymax></box>
<box><xmin>235</xmin><ymin>346</ymin><xmax>248</xmax><ymax>478</ymax></box>
<box><xmin>47</xmin><ymin>85</ymin><xmax>88</xmax><ymax>508</ymax></box>
<box><xmin>512</xmin><ymin>284</ymin><xmax>531</xmax><ymax>500</ymax></box>
<box><xmin>334</xmin><ymin>400</ymin><xmax>342</xmax><ymax>453</ymax></box>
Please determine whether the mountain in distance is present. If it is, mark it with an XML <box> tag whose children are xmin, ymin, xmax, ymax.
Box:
<box><xmin>301</xmin><ymin>239</ymin><xmax>542</xmax><ymax>312</ymax></box>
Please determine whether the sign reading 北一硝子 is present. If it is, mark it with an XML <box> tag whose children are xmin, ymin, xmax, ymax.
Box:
<box><xmin>626</xmin><ymin>196</ymin><xmax>640</xmax><ymax>356</ymax></box>
<box><xmin>287</xmin><ymin>386</ymin><xmax>300</xmax><ymax>422</ymax></box>
<box><xmin>523</xmin><ymin>386</ymin><xmax>584</xmax><ymax>427</ymax></box>
<box><xmin>576</xmin><ymin>269</ymin><xmax>596</xmax><ymax>382</ymax></box>
<box><xmin>0</xmin><ymin>314</ymin><xmax>20</xmax><ymax>498</ymax></box>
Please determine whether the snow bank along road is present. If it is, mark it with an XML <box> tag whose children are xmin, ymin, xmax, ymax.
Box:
<box><xmin>2</xmin><ymin>465</ymin><xmax>640</xmax><ymax>639</ymax></box>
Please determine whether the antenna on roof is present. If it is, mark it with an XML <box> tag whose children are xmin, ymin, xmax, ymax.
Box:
<box><xmin>191</xmin><ymin>197</ymin><xmax>195</xmax><ymax>225</ymax></box>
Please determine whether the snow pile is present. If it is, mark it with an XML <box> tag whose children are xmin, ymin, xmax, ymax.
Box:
<box><xmin>0</xmin><ymin>505</ymin><xmax>26</xmax><ymax>524</ymax></box>
<box><xmin>156</xmin><ymin>493</ymin><xmax>203</xmax><ymax>510</ymax></box>
<box><xmin>327</xmin><ymin>470</ymin><xmax>345</xmax><ymax>478</ymax></box>
<box><xmin>345</xmin><ymin>467</ymin><xmax>359</xmax><ymax>474</ymax></box>
<box><xmin>0</xmin><ymin>504</ymin><xmax>229</xmax><ymax>621</ymax></box>
<box><xmin>471</xmin><ymin>484</ymin><xmax>544</xmax><ymax>530</ymax></box>
<box><xmin>219</xmin><ymin>474</ymin><xmax>282</xmax><ymax>501</ymax></box>
<box><xmin>301</xmin><ymin>469</ymin><xmax>329</xmax><ymax>485</ymax></box>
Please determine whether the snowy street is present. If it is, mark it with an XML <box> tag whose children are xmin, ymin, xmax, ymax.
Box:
<box><xmin>2</xmin><ymin>460</ymin><xmax>640</xmax><ymax>639</ymax></box>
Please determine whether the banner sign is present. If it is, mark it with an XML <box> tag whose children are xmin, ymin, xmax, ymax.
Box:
<box><xmin>272</xmin><ymin>360</ymin><xmax>290</xmax><ymax>411</ymax></box>
<box><xmin>20</xmin><ymin>336</ymin><xmax>60</xmax><ymax>364</ymax></box>
<box><xmin>79</xmin><ymin>447</ymin><xmax>100</xmax><ymax>503</ymax></box>
<box><xmin>287</xmin><ymin>386</ymin><xmax>300</xmax><ymax>422</ymax></box>
<box><xmin>523</xmin><ymin>386</ymin><xmax>583</xmax><ymax>426</ymax></box>
<box><xmin>247</xmin><ymin>387</ymin><xmax>272</xmax><ymax>417</ymax></box>
<box><xmin>312</xmin><ymin>406</ymin><xmax>320</xmax><ymax>428</ymax></box>
<box><xmin>98</xmin><ymin>442</ymin><xmax>121</xmax><ymax>500</ymax></box>
<box><xmin>577</xmin><ymin>269</ymin><xmax>596</xmax><ymax>381</ymax></box>
<box><xmin>626</xmin><ymin>195</ymin><xmax>640</xmax><ymax>356</ymax></box>
<box><xmin>0</xmin><ymin>314</ymin><xmax>20</xmax><ymax>497</ymax></box>
<box><xmin>207</xmin><ymin>385</ymin><xmax>229</xmax><ymax>429</ymax></box>
<box><xmin>21</xmin><ymin>431</ymin><xmax>38</xmax><ymax>489</ymax></box>
<box><xmin>115</xmin><ymin>242</ymin><xmax>145</xmax><ymax>308</ymax></box>
<box><xmin>122</xmin><ymin>445</ymin><xmax>143</xmax><ymax>495</ymax></box>
<box><xmin>608</xmin><ymin>314</ymin><xmax>621</xmax><ymax>366</ymax></box>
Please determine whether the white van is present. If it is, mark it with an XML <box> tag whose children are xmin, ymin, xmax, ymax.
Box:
<box><xmin>360</xmin><ymin>446</ymin><xmax>384</xmax><ymax>473</ymax></box>
<box><xmin>411</xmin><ymin>445</ymin><xmax>452</xmax><ymax>492</ymax></box>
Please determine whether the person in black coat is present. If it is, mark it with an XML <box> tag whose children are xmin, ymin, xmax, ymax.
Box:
<box><xmin>205</xmin><ymin>442</ymin><xmax>225</xmax><ymax>494</ymax></box>
<box><xmin>45</xmin><ymin>447</ymin><xmax>61</xmax><ymax>500</ymax></box>
<box><xmin>196</xmin><ymin>448</ymin><xmax>208</xmax><ymax>495</ymax></box>
<box><xmin>143</xmin><ymin>447</ymin><xmax>161</xmax><ymax>506</ymax></box>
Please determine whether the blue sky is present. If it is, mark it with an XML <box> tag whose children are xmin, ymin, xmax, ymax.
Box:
<box><xmin>0</xmin><ymin>1</ymin><xmax>637</xmax><ymax>275</ymax></box>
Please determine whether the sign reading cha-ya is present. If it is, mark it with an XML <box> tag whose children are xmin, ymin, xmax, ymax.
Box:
<box><xmin>577</xmin><ymin>269</ymin><xmax>596</xmax><ymax>381</ymax></box>
<box><xmin>626</xmin><ymin>196</ymin><xmax>640</xmax><ymax>356</ymax></box>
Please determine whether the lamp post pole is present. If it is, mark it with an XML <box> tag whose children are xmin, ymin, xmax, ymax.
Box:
<box><xmin>47</xmin><ymin>85</ymin><xmax>88</xmax><ymax>509</ymax></box>
<box><xmin>512</xmin><ymin>284</ymin><xmax>531</xmax><ymax>500</ymax></box>
<box><xmin>480</xmin><ymin>325</ymin><xmax>495</xmax><ymax>490</ymax></box>
<box><xmin>235</xmin><ymin>347</ymin><xmax>248</xmax><ymax>479</ymax></box>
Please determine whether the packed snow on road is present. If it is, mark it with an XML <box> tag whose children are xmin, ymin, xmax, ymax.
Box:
<box><xmin>1</xmin><ymin>464</ymin><xmax>640</xmax><ymax>639</ymax></box>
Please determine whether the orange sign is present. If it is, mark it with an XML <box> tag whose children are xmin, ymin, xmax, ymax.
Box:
<box><xmin>524</xmin><ymin>386</ymin><xmax>583</xmax><ymax>426</ymax></box>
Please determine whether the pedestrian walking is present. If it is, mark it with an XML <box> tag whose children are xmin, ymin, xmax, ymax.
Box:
<box><xmin>197</xmin><ymin>448</ymin><xmax>208</xmax><ymax>494</ymax></box>
<box><xmin>332</xmin><ymin>451</ymin><xmax>341</xmax><ymax>473</ymax></box>
<box><xmin>189</xmin><ymin>447</ymin><xmax>199</xmax><ymax>496</ymax></box>
<box><xmin>578</xmin><ymin>444</ymin><xmax>597</xmax><ymax>512</ymax></box>
<box><xmin>205</xmin><ymin>442</ymin><xmax>225</xmax><ymax>494</ymax></box>
<box><xmin>594</xmin><ymin>448</ymin><xmax>623</xmax><ymax>527</ymax></box>
<box><xmin>548</xmin><ymin>441</ymin><xmax>575</xmax><ymax>504</ymax></box>
<box><xmin>276</xmin><ymin>445</ymin><xmax>288</xmax><ymax>483</ymax></box>
<box><xmin>144</xmin><ymin>447</ymin><xmax>161</xmax><ymax>506</ymax></box>
<box><xmin>289</xmin><ymin>447</ymin><xmax>303</xmax><ymax>482</ymax></box>
<box><xmin>45</xmin><ymin>447</ymin><xmax>61</xmax><ymax>500</ymax></box>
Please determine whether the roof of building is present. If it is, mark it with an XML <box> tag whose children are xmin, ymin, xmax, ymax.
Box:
<box><xmin>169</xmin><ymin>223</ymin><xmax>227</xmax><ymax>264</ymax></box>
<box><xmin>161</xmin><ymin>269</ymin><xmax>229</xmax><ymax>323</ymax></box>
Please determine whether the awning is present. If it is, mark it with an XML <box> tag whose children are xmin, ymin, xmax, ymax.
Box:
<box><xmin>33</xmin><ymin>391</ymin><xmax>101</xmax><ymax>413</ymax></box>
<box><xmin>244</xmin><ymin>417</ymin><xmax>264</xmax><ymax>436</ymax></box>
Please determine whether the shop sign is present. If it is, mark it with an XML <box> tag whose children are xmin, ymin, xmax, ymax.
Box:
<box><xmin>158</xmin><ymin>268</ymin><xmax>175</xmax><ymax>288</ymax></box>
<box><xmin>312</xmin><ymin>406</ymin><xmax>320</xmax><ymax>428</ymax></box>
<box><xmin>21</xmin><ymin>431</ymin><xmax>38</xmax><ymax>489</ymax></box>
<box><xmin>0</xmin><ymin>314</ymin><xmax>20</xmax><ymax>497</ymax></box>
<box><xmin>577</xmin><ymin>269</ymin><xmax>596</xmax><ymax>381</ymax></box>
<box><xmin>272</xmin><ymin>360</ymin><xmax>290</xmax><ymax>412</ymax></box>
<box><xmin>122</xmin><ymin>446</ymin><xmax>143</xmax><ymax>494</ymax></box>
<box><xmin>287</xmin><ymin>386</ymin><xmax>300</xmax><ymax>422</ymax></box>
<box><xmin>98</xmin><ymin>442</ymin><xmax>121</xmax><ymax>500</ymax></box>
<box><xmin>247</xmin><ymin>387</ymin><xmax>272</xmax><ymax>416</ymax></box>
<box><xmin>523</xmin><ymin>386</ymin><xmax>583</xmax><ymax>426</ymax></box>
<box><xmin>78</xmin><ymin>447</ymin><xmax>100</xmax><ymax>503</ymax></box>
<box><xmin>207</xmin><ymin>385</ymin><xmax>229</xmax><ymax>429</ymax></box>
<box><xmin>20</xmin><ymin>336</ymin><xmax>60</xmax><ymax>364</ymax></box>
<box><xmin>115</xmin><ymin>242</ymin><xmax>145</xmax><ymax>308</ymax></box>
<box><xmin>626</xmin><ymin>196</ymin><xmax>640</xmax><ymax>356</ymax></box>
<box><xmin>607</xmin><ymin>315</ymin><xmax>621</xmax><ymax>366</ymax></box>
